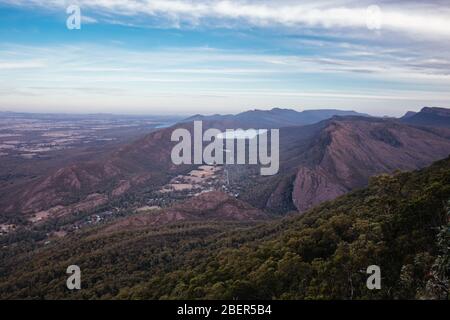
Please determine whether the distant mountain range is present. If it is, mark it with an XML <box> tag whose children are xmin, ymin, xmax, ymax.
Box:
<box><xmin>182</xmin><ymin>108</ymin><xmax>369</xmax><ymax>128</ymax></box>
<box><xmin>401</xmin><ymin>107</ymin><xmax>450</xmax><ymax>127</ymax></box>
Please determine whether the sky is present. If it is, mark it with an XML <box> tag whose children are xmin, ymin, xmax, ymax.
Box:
<box><xmin>0</xmin><ymin>1</ymin><xmax>450</xmax><ymax>117</ymax></box>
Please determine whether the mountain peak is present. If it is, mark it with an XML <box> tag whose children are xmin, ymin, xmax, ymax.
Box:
<box><xmin>420</xmin><ymin>106</ymin><xmax>450</xmax><ymax>115</ymax></box>
<box><xmin>401</xmin><ymin>106</ymin><xmax>450</xmax><ymax>127</ymax></box>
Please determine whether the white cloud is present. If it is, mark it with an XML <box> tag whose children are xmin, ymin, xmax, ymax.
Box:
<box><xmin>0</xmin><ymin>60</ymin><xmax>47</xmax><ymax>69</ymax></box>
<box><xmin>0</xmin><ymin>43</ymin><xmax>449</xmax><ymax>116</ymax></box>
<box><xmin>4</xmin><ymin>0</ymin><xmax>450</xmax><ymax>39</ymax></box>
<box><xmin>3</xmin><ymin>0</ymin><xmax>450</xmax><ymax>38</ymax></box>
<box><xmin>81</xmin><ymin>15</ymin><xmax>98</xmax><ymax>24</ymax></box>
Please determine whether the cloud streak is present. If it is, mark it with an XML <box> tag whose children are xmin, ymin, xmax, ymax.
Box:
<box><xmin>4</xmin><ymin>0</ymin><xmax>450</xmax><ymax>39</ymax></box>
<box><xmin>0</xmin><ymin>43</ymin><xmax>449</xmax><ymax>116</ymax></box>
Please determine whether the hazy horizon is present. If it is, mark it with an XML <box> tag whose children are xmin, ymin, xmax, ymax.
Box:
<box><xmin>0</xmin><ymin>105</ymin><xmax>440</xmax><ymax>118</ymax></box>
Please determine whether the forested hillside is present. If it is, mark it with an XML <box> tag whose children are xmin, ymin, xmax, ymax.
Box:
<box><xmin>1</xmin><ymin>157</ymin><xmax>449</xmax><ymax>299</ymax></box>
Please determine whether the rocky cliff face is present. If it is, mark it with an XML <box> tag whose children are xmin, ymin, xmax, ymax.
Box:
<box><xmin>289</xmin><ymin>118</ymin><xmax>450</xmax><ymax>211</ymax></box>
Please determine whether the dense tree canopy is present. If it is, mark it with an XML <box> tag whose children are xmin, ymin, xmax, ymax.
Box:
<box><xmin>0</xmin><ymin>157</ymin><xmax>449</xmax><ymax>299</ymax></box>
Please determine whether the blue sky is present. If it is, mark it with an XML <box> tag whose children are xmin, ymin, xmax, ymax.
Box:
<box><xmin>0</xmin><ymin>0</ymin><xmax>450</xmax><ymax>116</ymax></box>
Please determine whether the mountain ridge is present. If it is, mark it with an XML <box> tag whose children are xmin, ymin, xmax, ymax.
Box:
<box><xmin>240</xmin><ymin>116</ymin><xmax>450</xmax><ymax>212</ymax></box>
<box><xmin>401</xmin><ymin>107</ymin><xmax>450</xmax><ymax>127</ymax></box>
<box><xmin>181</xmin><ymin>107</ymin><xmax>369</xmax><ymax>128</ymax></box>
<box><xmin>2</xmin><ymin>109</ymin><xmax>450</xmax><ymax>222</ymax></box>
<box><xmin>103</xmin><ymin>191</ymin><xmax>267</xmax><ymax>233</ymax></box>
